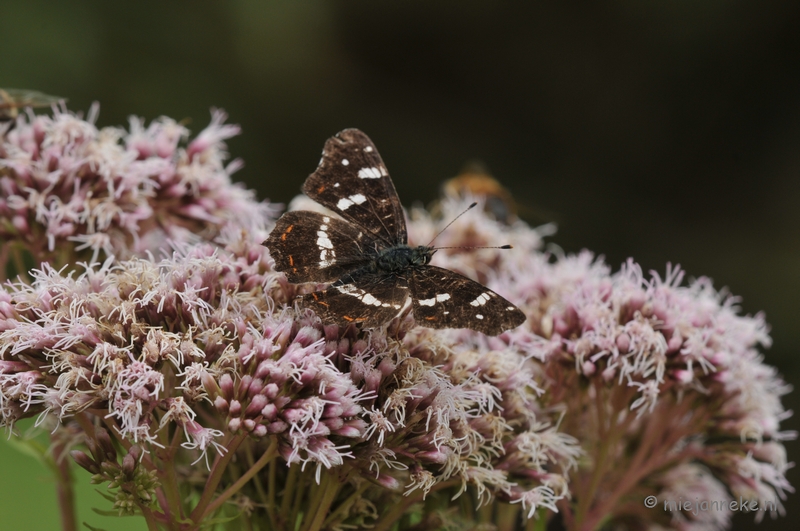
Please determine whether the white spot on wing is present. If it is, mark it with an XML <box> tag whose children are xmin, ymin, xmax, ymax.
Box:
<box><xmin>476</xmin><ymin>314</ymin><xmax>484</xmax><ymax>320</ymax></box>
<box><xmin>358</xmin><ymin>167</ymin><xmax>382</xmax><ymax>179</ymax></box>
<box><xmin>336</xmin><ymin>284</ymin><xmax>359</xmax><ymax>295</ymax></box>
<box><xmin>337</xmin><ymin>193</ymin><xmax>367</xmax><ymax>210</ymax></box>
<box><xmin>418</xmin><ymin>293</ymin><xmax>450</xmax><ymax>307</ymax></box>
<box><xmin>364</xmin><ymin>146</ymin><xmax>373</xmax><ymax>152</ymax></box>
<box><xmin>361</xmin><ymin>294</ymin><xmax>382</xmax><ymax>306</ymax></box>
<box><xmin>316</xmin><ymin>230</ymin><xmax>333</xmax><ymax>249</ymax></box>
<box><xmin>319</xmin><ymin>248</ymin><xmax>336</xmax><ymax>267</ymax></box>
<box><xmin>469</xmin><ymin>292</ymin><xmax>491</xmax><ymax>307</ymax></box>
<box><xmin>341</xmin><ymin>159</ymin><xmax>349</xmax><ymax>166</ymax></box>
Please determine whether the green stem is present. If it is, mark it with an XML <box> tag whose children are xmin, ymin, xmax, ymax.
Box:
<box><xmin>51</xmin><ymin>436</ymin><xmax>77</xmax><ymax>531</ymax></box>
<box><xmin>322</xmin><ymin>479</ymin><xmax>369</xmax><ymax>528</ymax></box>
<box><xmin>303</xmin><ymin>472</ymin><xmax>341</xmax><ymax>531</ymax></box>
<box><xmin>371</xmin><ymin>479</ymin><xmax>459</xmax><ymax>531</ymax></box>
<box><xmin>281</xmin><ymin>463</ymin><xmax>299</xmax><ymax>517</ymax></box>
<box><xmin>243</xmin><ymin>441</ymin><xmax>275</xmax><ymax>527</ymax></box>
<box><xmin>188</xmin><ymin>432</ymin><xmax>247</xmax><ymax>523</ymax></box>
<box><xmin>268</xmin><ymin>453</ymin><xmax>277</xmax><ymax>527</ymax></box>
<box><xmin>289</xmin><ymin>468</ymin><xmax>309</xmax><ymax>530</ymax></box>
<box><xmin>200</xmin><ymin>438</ymin><xmax>279</xmax><ymax>520</ymax></box>
<box><xmin>155</xmin><ymin>423</ymin><xmax>185</xmax><ymax>523</ymax></box>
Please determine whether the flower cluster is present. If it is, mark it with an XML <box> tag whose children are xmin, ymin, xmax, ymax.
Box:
<box><xmin>412</xmin><ymin>193</ymin><xmax>795</xmax><ymax>530</ymax></box>
<box><xmin>0</xmin><ymin>105</ymin><xmax>274</xmax><ymax>281</ymax></box>
<box><xmin>0</xmin><ymin>226</ymin><xmax>578</xmax><ymax>528</ymax></box>
<box><xmin>0</xmin><ymin>105</ymin><xmax>793</xmax><ymax>531</ymax></box>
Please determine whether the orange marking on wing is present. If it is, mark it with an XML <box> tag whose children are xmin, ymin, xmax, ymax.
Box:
<box><xmin>311</xmin><ymin>293</ymin><xmax>319</xmax><ymax>300</ymax></box>
<box><xmin>317</xmin><ymin>185</ymin><xmax>326</xmax><ymax>194</ymax></box>
<box><xmin>342</xmin><ymin>315</ymin><xmax>354</xmax><ymax>322</ymax></box>
<box><xmin>425</xmin><ymin>316</ymin><xmax>436</xmax><ymax>321</ymax></box>
<box><xmin>281</xmin><ymin>225</ymin><xmax>294</xmax><ymax>241</ymax></box>
<box><xmin>288</xmin><ymin>255</ymin><xmax>294</xmax><ymax>266</ymax></box>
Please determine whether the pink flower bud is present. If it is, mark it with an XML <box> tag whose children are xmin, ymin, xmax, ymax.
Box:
<box><xmin>214</xmin><ymin>396</ymin><xmax>229</xmax><ymax>414</ymax></box>
<box><xmin>245</xmin><ymin>394</ymin><xmax>269</xmax><ymax>417</ymax></box>
<box><xmin>261</xmin><ymin>403</ymin><xmax>277</xmax><ymax>421</ymax></box>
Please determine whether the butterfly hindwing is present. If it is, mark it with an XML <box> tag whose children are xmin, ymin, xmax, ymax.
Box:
<box><xmin>265</xmin><ymin>210</ymin><xmax>379</xmax><ymax>283</ymax></box>
<box><xmin>301</xmin><ymin>271</ymin><xmax>410</xmax><ymax>328</ymax></box>
<box><xmin>303</xmin><ymin>129</ymin><xmax>407</xmax><ymax>245</ymax></box>
<box><xmin>409</xmin><ymin>266</ymin><xmax>526</xmax><ymax>335</ymax></box>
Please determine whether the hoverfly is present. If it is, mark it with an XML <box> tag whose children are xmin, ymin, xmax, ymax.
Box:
<box><xmin>0</xmin><ymin>88</ymin><xmax>65</xmax><ymax>132</ymax></box>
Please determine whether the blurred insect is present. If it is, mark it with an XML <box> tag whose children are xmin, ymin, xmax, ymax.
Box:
<box><xmin>440</xmin><ymin>162</ymin><xmax>518</xmax><ymax>224</ymax></box>
<box><xmin>0</xmin><ymin>88</ymin><xmax>65</xmax><ymax>131</ymax></box>
<box><xmin>440</xmin><ymin>162</ymin><xmax>560</xmax><ymax>229</ymax></box>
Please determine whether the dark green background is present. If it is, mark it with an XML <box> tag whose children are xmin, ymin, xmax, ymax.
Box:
<box><xmin>2</xmin><ymin>1</ymin><xmax>797</xmax><ymax>529</ymax></box>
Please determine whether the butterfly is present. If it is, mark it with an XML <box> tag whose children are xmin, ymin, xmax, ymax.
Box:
<box><xmin>264</xmin><ymin>129</ymin><xmax>526</xmax><ymax>335</ymax></box>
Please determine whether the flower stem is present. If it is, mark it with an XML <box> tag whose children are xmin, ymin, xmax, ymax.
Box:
<box><xmin>201</xmin><ymin>438</ymin><xmax>279</xmax><ymax>520</ymax></box>
<box><xmin>302</xmin><ymin>471</ymin><xmax>342</xmax><ymax>531</ymax></box>
<box><xmin>51</xmin><ymin>435</ymin><xmax>77</xmax><ymax>531</ymax></box>
<box><xmin>188</xmin><ymin>432</ymin><xmax>247</xmax><ymax>523</ymax></box>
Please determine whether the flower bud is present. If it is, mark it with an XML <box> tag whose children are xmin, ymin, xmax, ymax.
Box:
<box><xmin>71</xmin><ymin>450</ymin><xmax>100</xmax><ymax>474</ymax></box>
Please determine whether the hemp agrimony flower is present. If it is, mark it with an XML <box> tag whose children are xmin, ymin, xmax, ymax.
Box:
<box><xmin>0</xmin><ymin>104</ymin><xmax>273</xmax><ymax>281</ymax></box>
<box><xmin>0</xmin><ymin>103</ymin><xmax>793</xmax><ymax>531</ymax></box>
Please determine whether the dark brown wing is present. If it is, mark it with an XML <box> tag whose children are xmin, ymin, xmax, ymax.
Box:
<box><xmin>409</xmin><ymin>266</ymin><xmax>526</xmax><ymax>335</ymax></box>
<box><xmin>302</xmin><ymin>129</ymin><xmax>407</xmax><ymax>246</ymax></box>
<box><xmin>301</xmin><ymin>271</ymin><xmax>410</xmax><ymax>328</ymax></box>
<box><xmin>264</xmin><ymin>210</ymin><xmax>380</xmax><ymax>283</ymax></box>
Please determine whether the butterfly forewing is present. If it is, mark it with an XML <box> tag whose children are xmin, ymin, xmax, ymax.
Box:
<box><xmin>265</xmin><ymin>210</ymin><xmax>379</xmax><ymax>283</ymax></box>
<box><xmin>301</xmin><ymin>271</ymin><xmax>410</xmax><ymax>328</ymax></box>
<box><xmin>303</xmin><ymin>129</ymin><xmax>407</xmax><ymax>245</ymax></box>
<box><xmin>409</xmin><ymin>266</ymin><xmax>526</xmax><ymax>335</ymax></box>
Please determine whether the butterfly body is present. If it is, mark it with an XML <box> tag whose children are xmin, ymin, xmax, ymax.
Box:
<box><xmin>373</xmin><ymin>244</ymin><xmax>433</xmax><ymax>273</ymax></box>
<box><xmin>265</xmin><ymin>129</ymin><xmax>525</xmax><ymax>335</ymax></box>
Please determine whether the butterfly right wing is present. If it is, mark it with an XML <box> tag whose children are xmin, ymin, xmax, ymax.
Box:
<box><xmin>302</xmin><ymin>129</ymin><xmax>407</xmax><ymax>246</ymax></box>
<box><xmin>264</xmin><ymin>210</ymin><xmax>379</xmax><ymax>283</ymax></box>
<box><xmin>409</xmin><ymin>265</ymin><xmax>526</xmax><ymax>335</ymax></box>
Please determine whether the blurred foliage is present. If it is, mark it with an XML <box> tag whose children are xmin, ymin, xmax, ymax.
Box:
<box><xmin>1</xmin><ymin>1</ymin><xmax>798</xmax><ymax>529</ymax></box>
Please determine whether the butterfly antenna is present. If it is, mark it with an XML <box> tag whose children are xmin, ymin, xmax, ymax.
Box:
<box><xmin>427</xmin><ymin>202</ymin><xmax>478</xmax><ymax>247</ymax></box>
<box><xmin>427</xmin><ymin>202</ymin><xmax>514</xmax><ymax>251</ymax></box>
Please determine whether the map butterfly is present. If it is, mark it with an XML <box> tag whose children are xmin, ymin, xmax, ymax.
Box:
<box><xmin>264</xmin><ymin>129</ymin><xmax>526</xmax><ymax>335</ymax></box>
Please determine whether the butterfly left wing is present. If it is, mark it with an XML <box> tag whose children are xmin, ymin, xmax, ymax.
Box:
<box><xmin>264</xmin><ymin>210</ymin><xmax>381</xmax><ymax>283</ymax></box>
<box><xmin>303</xmin><ymin>129</ymin><xmax>407</xmax><ymax>246</ymax></box>
<box><xmin>301</xmin><ymin>271</ymin><xmax>410</xmax><ymax>328</ymax></box>
<box><xmin>409</xmin><ymin>266</ymin><xmax>526</xmax><ymax>335</ymax></box>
